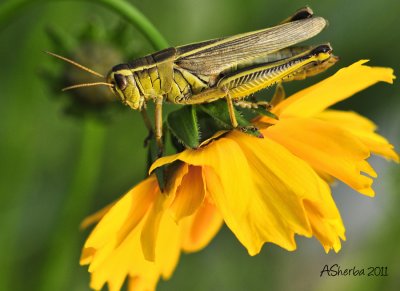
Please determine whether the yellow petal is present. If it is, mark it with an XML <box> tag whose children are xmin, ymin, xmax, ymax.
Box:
<box><xmin>128</xmin><ymin>212</ymin><xmax>182</xmax><ymax>290</ymax></box>
<box><xmin>303</xmin><ymin>199</ymin><xmax>345</xmax><ymax>253</ymax></box>
<box><xmin>80</xmin><ymin>177</ymin><xmax>166</xmax><ymax>291</ymax></box>
<box><xmin>195</xmin><ymin>138</ymin><xmax>258</xmax><ymax>253</ymax></box>
<box><xmin>316</xmin><ymin>110</ymin><xmax>399</xmax><ymax>162</ymax></box>
<box><xmin>170</xmin><ymin>166</ymin><xmax>206</xmax><ymax>221</ymax></box>
<box><xmin>274</xmin><ymin>61</ymin><xmax>395</xmax><ymax>118</ymax></box>
<box><xmin>202</xmin><ymin>165</ymin><xmax>260</xmax><ymax>254</ymax></box>
<box><xmin>180</xmin><ymin>196</ymin><xmax>223</xmax><ymax>253</ymax></box>
<box><xmin>265</xmin><ymin>118</ymin><xmax>375</xmax><ymax>195</ymax></box>
<box><xmin>80</xmin><ymin>202</ymin><xmax>115</xmax><ymax>230</ymax></box>
<box><xmin>128</xmin><ymin>276</ymin><xmax>157</xmax><ymax>291</ymax></box>
<box><xmin>140</xmin><ymin>164</ymin><xmax>188</xmax><ymax>261</ymax></box>
<box><xmin>140</xmin><ymin>193</ymin><xmax>170</xmax><ymax>262</ymax></box>
<box><xmin>314</xmin><ymin>169</ymin><xmax>336</xmax><ymax>185</ymax></box>
<box><xmin>152</xmin><ymin>138</ymin><xmax>252</xmax><ymax>223</ymax></box>
<box><xmin>87</xmin><ymin>208</ymin><xmax>182</xmax><ymax>291</ymax></box>
<box><xmin>150</xmin><ymin>153</ymin><xmax>181</xmax><ymax>174</ymax></box>
<box><xmin>88</xmin><ymin>215</ymin><xmax>158</xmax><ymax>291</ymax></box>
<box><xmin>164</xmin><ymin>163</ymin><xmax>189</xmax><ymax>196</ymax></box>
<box><xmin>231</xmin><ymin>132</ymin><xmax>311</xmax><ymax>248</ymax></box>
<box><xmin>80</xmin><ymin>247</ymin><xmax>95</xmax><ymax>266</ymax></box>
<box><xmin>230</xmin><ymin>131</ymin><xmax>344</xmax><ymax>253</ymax></box>
<box><xmin>154</xmin><ymin>211</ymin><xmax>181</xmax><ymax>280</ymax></box>
<box><xmin>82</xmin><ymin>177</ymin><xmax>158</xmax><ymax>257</ymax></box>
<box><xmin>316</xmin><ymin>110</ymin><xmax>377</xmax><ymax>131</ymax></box>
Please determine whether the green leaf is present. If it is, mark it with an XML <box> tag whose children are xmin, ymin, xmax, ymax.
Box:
<box><xmin>167</xmin><ymin>105</ymin><xmax>200</xmax><ymax>149</ymax></box>
<box><xmin>198</xmin><ymin>100</ymin><xmax>263</xmax><ymax>138</ymax></box>
<box><xmin>198</xmin><ymin>100</ymin><xmax>250</xmax><ymax>128</ymax></box>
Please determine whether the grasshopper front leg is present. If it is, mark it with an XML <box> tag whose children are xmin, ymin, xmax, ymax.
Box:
<box><xmin>140</xmin><ymin>102</ymin><xmax>164</xmax><ymax>156</ymax></box>
<box><xmin>140</xmin><ymin>107</ymin><xmax>154</xmax><ymax>147</ymax></box>
<box><xmin>154</xmin><ymin>95</ymin><xmax>164</xmax><ymax>156</ymax></box>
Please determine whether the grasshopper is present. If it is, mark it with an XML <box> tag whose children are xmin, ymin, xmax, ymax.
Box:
<box><xmin>48</xmin><ymin>7</ymin><xmax>337</xmax><ymax>154</ymax></box>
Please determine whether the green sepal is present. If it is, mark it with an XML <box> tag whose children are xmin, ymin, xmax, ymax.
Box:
<box><xmin>198</xmin><ymin>100</ymin><xmax>263</xmax><ymax>138</ymax></box>
<box><xmin>198</xmin><ymin>100</ymin><xmax>249</xmax><ymax>128</ymax></box>
<box><xmin>252</xmin><ymin>106</ymin><xmax>279</xmax><ymax>120</ymax></box>
<box><xmin>163</xmin><ymin>160</ymin><xmax>183</xmax><ymax>192</ymax></box>
<box><xmin>167</xmin><ymin>105</ymin><xmax>200</xmax><ymax>149</ymax></box>
<box><xmin>146</xmin><ymin>136</ymin><xmax>165</xmax><ymax>191</ymax></box>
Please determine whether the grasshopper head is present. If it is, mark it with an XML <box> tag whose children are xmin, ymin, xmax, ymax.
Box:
<box><xmin>107</xmin><ymin>64</ymin><xmax>144</xmax><ymax>110</ymax></box>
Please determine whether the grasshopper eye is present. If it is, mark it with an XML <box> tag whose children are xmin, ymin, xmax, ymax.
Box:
<box><xmin>114</xmin><ymin>74</ymin><xmax>128</xmax><ymax>91</ymax></box>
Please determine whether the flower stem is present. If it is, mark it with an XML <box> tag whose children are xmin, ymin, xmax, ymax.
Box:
<box><xmin>38</xmin><ymin>117</ymin><xmax>107</xmax><ymax>291</ymax></box>
<box><xmin>1</xmin><ymin>0</ymin><xmax>169</xmax><ymax>50</ymax></box>
<box><xmin>92</xmin><ymin>0</ymin><xmax>169</xmax><ymax>50</ymax></box>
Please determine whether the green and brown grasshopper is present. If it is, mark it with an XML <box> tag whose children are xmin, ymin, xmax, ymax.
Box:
<box><xmin>48</xmin><ymin>7</ymin><xmax>337</xmax><ymax>154</ymax></box>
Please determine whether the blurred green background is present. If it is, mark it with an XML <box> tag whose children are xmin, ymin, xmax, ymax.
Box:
<box><xmin>0</xmin><ymin>0</ymin><xmax>399</xmax><ymax>290</ymax></box>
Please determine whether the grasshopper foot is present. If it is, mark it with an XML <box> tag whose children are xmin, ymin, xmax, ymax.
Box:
<box><xmin>238</xmin><ymin>125</ymin><xmax>264</xmax><ymax>138</ymax></box>
<box><xmin>256</xmin><ymin>101</ymin><xmax>273</xmax><ymax>111</ymax></box>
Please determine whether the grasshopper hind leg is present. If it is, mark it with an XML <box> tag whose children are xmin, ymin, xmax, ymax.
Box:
<box><xmin>225</xmin><ymin>90</ymin><xmax>262</xmax><ymax>137</ymax></box>
<box><xmin>280</xmin><ymin>7</ymin><xmax>314</xmax><ymax>24</ymax></box>
<box><xmin>225</xmin><ymin>92</ymin><xmax>239</xmax><ymax>128</ymax></box>
<box><xmin>140</xmin><ymin>98</ymin><xmax>164</xmax><ymax>157</ymax></box>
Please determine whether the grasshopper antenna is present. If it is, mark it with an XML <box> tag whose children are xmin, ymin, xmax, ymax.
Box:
<box><xmin>62</xmin><ymin>82</ymin><xmax>114</xmax><ymax>91</ymax></box>
<box><xmin>45</xmin><ymin>51</ymin><xmax>104</xmax><ymax>78</ymax></box>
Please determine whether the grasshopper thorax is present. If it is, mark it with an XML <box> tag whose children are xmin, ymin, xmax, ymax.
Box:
<box><xmin>107</xmin><ymin>64</ymin><xmax>144</xmax><ymax>110</ymax></box>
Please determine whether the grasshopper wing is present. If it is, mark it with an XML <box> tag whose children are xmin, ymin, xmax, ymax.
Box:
<box><xmin>175</xmin><ymin>16</ymin><xmax>327</xmax><ymax>76</ymax></box>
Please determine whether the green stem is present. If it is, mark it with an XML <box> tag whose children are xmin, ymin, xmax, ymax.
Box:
<box><xmin>38</xmin><ymin>118</ymin><xmax>107</xmax><ymax>291</ymax></box>
<box><xmin>1</xmin><ymin>0</ymin><xmax>169</xmax><ymax>50</ymax></box>
<box><xmin>63</xmin><ymin>118</ymin><xmax>107</xmax><ymax>220</ymax></box>
<box><xmin>92</xmin><ymin>0</ymin><xmax>169</xmax><ymax>50</ymax></box>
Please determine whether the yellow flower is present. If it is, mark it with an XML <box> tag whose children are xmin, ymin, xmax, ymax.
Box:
<box><xmin>81</xmin><ymin>170</ymin><xmax>223</xmax><ymax>291</ymax></box>
<box><xmin>80</xmin><ymin>60</ymin><xmax>398</xmax><ymax>291</ymax></box>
